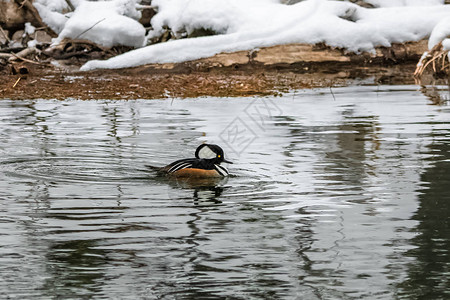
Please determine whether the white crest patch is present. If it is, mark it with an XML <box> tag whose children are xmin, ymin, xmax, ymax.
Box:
<box><xmin>198</xmin><ymin>145</ymin><xmax>217</xmax><ymax>159</ymax></box>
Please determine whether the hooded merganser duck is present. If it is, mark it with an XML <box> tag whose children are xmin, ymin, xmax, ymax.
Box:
<box><xmin>160</xmin><ymin>144</ymin><xmax>232</xmax><ymax>178</ymax></box>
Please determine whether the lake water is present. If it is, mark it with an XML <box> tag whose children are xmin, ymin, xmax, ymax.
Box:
<box><xmin>0</xmin><ymin>85</ymin><xmax>449</xmax><ymax>299</ymax></box>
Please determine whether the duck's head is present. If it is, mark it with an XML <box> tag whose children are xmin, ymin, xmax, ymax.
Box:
<box><xmin>195</xmin><ymin>144</ymin><xmax>233</xmax><ymax>165</ymax></box>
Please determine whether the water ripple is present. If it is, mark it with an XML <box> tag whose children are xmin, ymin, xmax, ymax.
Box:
<box><xmin>0</xmin><ymin>86</ymin><xmax>449</xmax><ymax>299</ymax></box>
<box><xmin>0</xmin><ymin>156</ymin><xmax>150</xmax><ymax>184</ymax></box>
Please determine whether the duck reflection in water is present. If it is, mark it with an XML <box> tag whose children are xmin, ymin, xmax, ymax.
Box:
<box><xmin>168</xmin><ymin>176</ymin><xmax>228</xmax><ymax>204</ymax></box>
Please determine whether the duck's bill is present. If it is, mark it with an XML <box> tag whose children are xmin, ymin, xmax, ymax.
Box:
<box><xmin>223</xmin><ymin>159</ymin><xmax>233</xmax><ymax>164</ymax></box>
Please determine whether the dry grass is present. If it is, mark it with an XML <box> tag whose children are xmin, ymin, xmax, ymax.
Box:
<box><xmin>414</xmin><ymin>42</ymin><xmax>450</xmax><ymax>78</ymax></box>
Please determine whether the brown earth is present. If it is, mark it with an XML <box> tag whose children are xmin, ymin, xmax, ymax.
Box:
<box><xmin>0</xmin><ymin>42</ymin><xmax>431</xmax><ymax>100</ymax></box>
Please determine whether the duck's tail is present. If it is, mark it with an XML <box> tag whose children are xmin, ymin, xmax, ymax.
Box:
<box><xmin>145</xmin><ymin>164</ymin><xmax>167</xmax><ymax>176</ymax></box>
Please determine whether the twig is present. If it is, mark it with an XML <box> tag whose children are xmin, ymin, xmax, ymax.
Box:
<box><xmin>0</xmin><ymin>27</ymin><xmax>10</xmax><ymax>43</ymax></box>
<box><xmin>75</xmin><ymin>18</ymin><xmax>106</xmax><ymax>39</ymax></box>
<box><xmin>64</xmin><ymin>0</ymin><xmax>75</xmax><ymax>11</ymax></box>
<box><xmin>0</xmin><ymin>46</ymin><xmax>26</xmax><ymax>53</ymax></box>
<box><xmin>13</xmin><ymin>77</ymin><xmax>21</xmax><ymax>88</ymax></box>
<box><xmin>18</xmin><ymin>0</ymin><xmax>27</xmax><ymax>9</ymax></box>
<box><xmin>416</xmin><ymin>50</ymin><xmax>447</xmax><ymax>77</ymax></box>
<box><xmin>54</xmin><ymin>50</ymin><xmax>91</xmax><ymax>59</ymax></box>
<box><xmin>10</xmin><ymin>52</ymin><xmax>51</xmax><ymax>66</ymax></box>
<box><xmin>329</xmin><ymin>86</ymin><xmax>336</xmax><ymax>101</ymax></box>
<box><xmin>0</xmin><ymin>53</ymin><xmax>14</xmax><ymax>59</ymax></box>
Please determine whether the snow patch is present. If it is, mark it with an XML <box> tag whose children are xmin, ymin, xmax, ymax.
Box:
<box><xmin>35</xmin><ymin>0</ymin><xmax>73</xmax><ymax>12</ymax></box>
<box><xmin>52</xmin><ymin>0</ymin><xmax>145</xmax><ymax>48</ymax></box>
<box><xmin>24</xmin><ymin>23</ymin><xmax>36</xmax><ymax>35</ymax></box>
<box><xmin>442</xmin><ymin>39</ymin><xmax>450</xmax><ymax>51</ymax></box>
<box><xmin>82</xmin><ymin>0</ymin><xmax>450</xmax><ymax>71</ymax></box>
<box><xmin>429</xmin><ymin>17</ymin><xmax>450</xmax><ymax>49</ymax></box>
<box><xmin>33</xmin><ymin>3</ymin><xmax>68</xmax><ymax>34</ymax></box>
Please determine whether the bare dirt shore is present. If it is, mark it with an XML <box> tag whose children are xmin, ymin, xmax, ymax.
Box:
<box><xmin>0</xmin><ymin>43</ymin><xmax>424</xmax><ymax>100</ymax></box>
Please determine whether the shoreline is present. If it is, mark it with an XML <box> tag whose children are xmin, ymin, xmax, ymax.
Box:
<box><xmin>0</xmin><ymin>41</ymin><xmax>433</xmax><ymax>100</ymax></box>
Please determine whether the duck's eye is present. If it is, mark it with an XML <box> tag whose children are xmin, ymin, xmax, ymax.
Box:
<box><xmin>218</xmin><ymin>155</ymin><xmax>221</xmax><ymax>158</ymax></box>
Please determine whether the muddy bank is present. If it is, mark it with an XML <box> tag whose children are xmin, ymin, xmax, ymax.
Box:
<box><xmin>0</xmin><ymin>42</ymin><xmax>430</xmax><ymax>100</ymax></box>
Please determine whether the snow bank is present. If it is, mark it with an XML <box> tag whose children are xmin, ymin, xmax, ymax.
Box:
<box><xmin>147</xmin><ymin>0</ymin><xmax>282</xmax><ymax>40</ymax></box>
<box><xmin>51</xmin><ymin>0</ymin><xmax>145</xmax><ymax>48</ymax></box>
<box><xmin>33</xmin><ymin>2</ymin><xmax>68</xmax><ymax>34</ymax></box>
<box><xmin>81</xmin><ymin>0</ymin><xmax>450</xmax><ymax>71</ymax></box>
<box><xmin>429</xmin><ymin>17</ymin><xmax>450</xmax><ymax>50</ymax></box>
<box><xmin>34</xmin><ymin>0</ymin><xmax>145</xmax><ymax>48</ymax></box>
<box><xmin>35</xmin><ymin>0</ymin><xmax>77</xmax><ymax>12</ymax></box>
<box><xmin>33</xmin><ymin>0</ymin><xmax>86</xmax><ymax>33</ymax></box>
